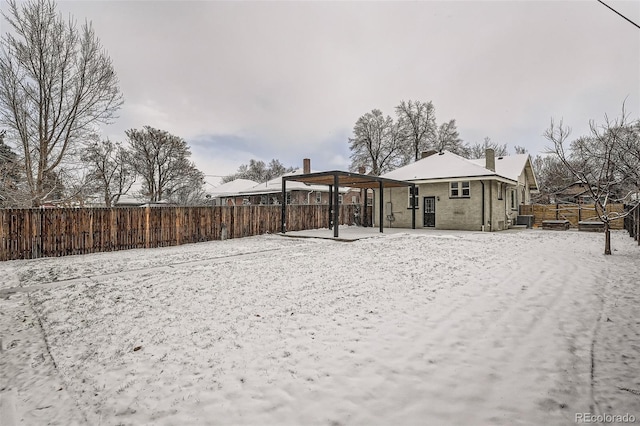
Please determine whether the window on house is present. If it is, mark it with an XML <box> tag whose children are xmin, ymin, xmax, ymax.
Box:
<box><xmin>462</xmin><ymin>181</ymin><xmax>470</xmax><ymax>197</ymax></box>
<box><xmin>497</xmin><ymin>182</ymin><xmax>503</xmax><ymax>200</ymax></box>
<box><xmin>352</xmin><ymin>195</ymin><xmax>359</xmax><ymax>204</ymax></box>
<box><xmin>450</xmin><ymin>182</ymin><xmax>459</xmax><ymax>197</ymax></box>
<box><xmin>408</xmin><ymin>186</ymin><xmax>419</xmax><ymax>208</ymax></box>
<box><xmin>315</xmin><ymin>192</ymin><xmax>322</xmax><ymax>204</ymax></box>
<box><xmin>510</xmin><ymin>189</ymin><xmax>517</xmax><ymax>210</ymax></box>
<box><xmin>260</xmin><ymin>195</ymin><xmax>267</xmax><ymax>205</ymax></box>
<box><xmin>338</xmin><ymin>194</ymin><xmax>343</xmax><ymax>204</ymax></box>
<box><xmin>286</xmin><ymin>193</ymin><xmax>292</xmax><ymax>205</ymax></box>
<box><xmin>450</xmin><ymin>181</ymin><xmax>470</xmax><ymax>198</ymax></box>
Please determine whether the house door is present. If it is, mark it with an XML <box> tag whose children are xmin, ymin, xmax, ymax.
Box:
<box><xmin>423</xmin><ymin>196</ymin><xmax>436</xmax><ymax>227</ymax></box>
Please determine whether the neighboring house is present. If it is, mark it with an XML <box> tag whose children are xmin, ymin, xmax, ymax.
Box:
<box><xmin>113</xmin><ymin>194</ymin><xmax>144</xmax><ymax>207</ymax></box>
<box><xmin>550</xmin><ymin>182</ymin><xmax>614</xmax><ymax>205</ymax></box>
<box><xmin>208</xmin><ymin>179</ymin><xmax>260</xmax><ymax>206</ymax></box>
<box><xmin>375</xmin><ymin>149</ymin><xmax>539</xmax><ymax>231</ymax></box>
<box><xmin>218</xmin><ymin>159</ymin><xmax>359</xmax><ymax>206</ymax></box>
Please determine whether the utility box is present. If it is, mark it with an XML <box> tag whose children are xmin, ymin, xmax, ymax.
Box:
<box><xmin>516</xmin><ymin>215</ymin><xmax>534</xmax><ymax>228</ymax></box>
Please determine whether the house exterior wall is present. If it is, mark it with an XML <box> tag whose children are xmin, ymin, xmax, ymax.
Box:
<box><xmin>373</xmin><ymin>178</ymin><xmax>538</xmax><ymax>232</ymax></box>
<box><xmin>218</xmin><ymin>190</ymin><xmax>360</xmax><ymax>206</ymax></box>
<box><xmin>374</xmin><ymin>181</ymin><xmax>488</xmax><ymax>231</ymax></box>
<box><xmin>491</xmin><ymin>180</ymin><xmax>510</xmax><ymax>231</ymax></box>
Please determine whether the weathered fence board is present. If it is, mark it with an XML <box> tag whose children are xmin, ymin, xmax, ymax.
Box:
<box><xmin>519</xmin><ymin>204</ymin><xmax>625</xmax><ymax>230</ymax></box>
<box><xmin>0</xmin><ymin>205</ymin><xmax>361</xmax><ymax>261</ymax></box>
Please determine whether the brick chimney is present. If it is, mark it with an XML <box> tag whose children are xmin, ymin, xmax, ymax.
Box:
<box><xmin>485</xmin><ymin>148</ymin><xmax>495</xmax><ymax>172</ymax></box>
<box><xmin>303</xmin><ymin>158</ymin><xmax>311</xmax><ymax>174</ymax></box>
<box><xmin>421</xmin><ymin>150</ymin><xmax>438</xmax><ymax>159</ymax></box>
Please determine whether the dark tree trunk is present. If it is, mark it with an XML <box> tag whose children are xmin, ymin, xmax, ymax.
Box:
<box><xmin>604</xmin><ymin>221</ymin><xmax>612</xmax><ymax>255</ymax></box>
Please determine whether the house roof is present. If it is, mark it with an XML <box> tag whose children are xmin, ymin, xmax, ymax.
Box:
<box><xmin>219</xmin><ymin>169</ymin><xmax>351</xmax><ymax>196</ymax></box>
<box><xmin>382</xmin><ymin>151</ymin><xmax>501</xmax><ymax>181</ymax></box>
<box><xmin>382</xmin><ymin>151</ymin><xmax>538</xmax><ymax>190</ymax></box>
<box><xmin>468</xmin><ymin>154</ymin><xmax>529</xmax><ymax>182</ymax></box>
<box><xmin>239</xmin><ymin>169</ymin><xmax>338</xmax><ymax>195</ymax></box>
<box><xmin>209</xmin><ymin>179</ymin><xmax>260</xmax><ymax>197</ymax></box>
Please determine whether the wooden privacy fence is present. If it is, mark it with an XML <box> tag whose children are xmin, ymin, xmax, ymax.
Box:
<box><xmin>624</xmin><ymin>204</ymin><xmax>640</xmax><ymax>244</ymax></box>
<box><xmin>0</xmin><ymin>204</ymin><xmax>361</xmax><ymax>261</ymax></box>
<box><xmin>519</xmin><ymin>203</ymin><xmax>625</xmax><ymax>230</ymax></box>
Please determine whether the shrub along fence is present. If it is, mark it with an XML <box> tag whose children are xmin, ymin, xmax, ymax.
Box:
<box><xmin>519</xmin><ymin>203</ymin><xmax>625</xmax><ymax>230</ymax></box>
<box><xmin>0</xmin><ymin>204</ymin><xmax>362</xmax><ymax>261</ymax></box>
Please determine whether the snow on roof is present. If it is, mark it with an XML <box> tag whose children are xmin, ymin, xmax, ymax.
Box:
<box><xmin>209</xmin><ymin>179</ymin><xmax>260</xmax><ymax>197</ymax></box>
<box><xmin>239</xmin><ymin>168</ymin><xmax>350</xmax><ymax>195</ymax></box>
<box><xmin>382</xmin><ymin>151</ymin><xmax>531</xmax><ymax>183</ymax></box>
<box><xmin>114</xmin><ymin>194</ymin><xmax>143</xmax><ymax>206</ymax></box>
<box><xmin>469</xmin><ymin>154</ymin><xmax>530</xmax><ymax>182</ymax></box>
<box><xmin>382</xmin><ymin>151</ymin><xmax>499</xmax><ymax>181</ymax></box>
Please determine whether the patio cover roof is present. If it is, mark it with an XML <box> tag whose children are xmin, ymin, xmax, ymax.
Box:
<box><xmin>282</xmin><ymin>170</ymin><xmax>413</xmax><ymax>189</ymax></box>
<box><xmin>281</xmin><ymin>171</ymin><xmax>416</xmax><ymax>238</ymax></box>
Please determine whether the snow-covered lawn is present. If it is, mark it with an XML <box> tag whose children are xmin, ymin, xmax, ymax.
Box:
<box><xmin>1</xmin><ymin>229</ymin><xmax>639</xmax><ymax>425</ymax></box>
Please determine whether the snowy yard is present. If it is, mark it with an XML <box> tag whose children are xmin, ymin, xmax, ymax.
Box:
<box><xmin>1</xmin><ymin>228</ymin><xmax>639</xmax><ymax>425</ymax></box>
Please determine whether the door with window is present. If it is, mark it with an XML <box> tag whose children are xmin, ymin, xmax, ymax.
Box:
<box><xmin>423</xmin><ymin>196</ymin><xmax>436</xmax><ymax>227</ymax></box>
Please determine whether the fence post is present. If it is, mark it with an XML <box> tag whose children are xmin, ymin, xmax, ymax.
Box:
<box><xmin>145</xmin><ymin>206</ymin><xmax>151</xmax><ymax>248</ymax></box>
<box><xmin>110</xmin><ymin>208</ymin><xmax>117</xmax><ymax>251</ymax></box>
<box><xmin>176</xmin><ymin>207</ymin><xmax>182</xmax><ymax>246</ymax></box>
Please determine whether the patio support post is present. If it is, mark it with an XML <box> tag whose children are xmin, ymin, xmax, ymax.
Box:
<box><xmin>379</xmin><ymin>181</ymin><xmax>384</xmax><ymax>233</ymax></box>
<box><xmin>362</xmin><ymin>188</ymin><xmax>367</xmax><ymax>227</ymax></box>
<box><xmin>281</xmin><ymin>178</ymin><xmax>286</xmax><ymax>233</ymax></box>
<box><xmin>328</xmin><ymin>185</ymin><xmax>333</xmax><ymax>230</ymax></box>
<box><xmin>333</xmin><ymin>174</ymin><xmax>340</xmax><ymax>238</ymax></box>
<box><xmin>411</xmin><ymin>183</ymin><xmax>416</xmax><ymax>229</ymax></box>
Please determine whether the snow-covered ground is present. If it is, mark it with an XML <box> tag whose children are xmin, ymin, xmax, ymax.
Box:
<box><xmin>1</xmin><ymin>228</ymin><xmax>639</xmax><ymax>425</ymax></box>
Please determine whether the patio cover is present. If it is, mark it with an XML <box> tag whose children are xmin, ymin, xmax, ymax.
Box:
<box><xmin>281</xmin><ymin>171</ymin><xmax>416</xmax><ymax>238</ymax></box>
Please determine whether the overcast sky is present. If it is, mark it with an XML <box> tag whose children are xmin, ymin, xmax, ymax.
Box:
<box><xmin>3</xmin><ymin>0</ymin><xmax>639</xmax><ymax>187</ymax></box>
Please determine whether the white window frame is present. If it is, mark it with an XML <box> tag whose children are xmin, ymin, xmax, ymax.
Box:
<box><xmin>408</xmin><ymin>186</ymin><xmax>419</xmax><ymax>208</ymax></box>
<box><xmin>450</xmin><ymin>181</ymin><xmax>470</xmax><ymax>198</ymax></box>
<box><xmin>338</xmin><ymin>194</ymin><xmax>343</xmax><ymax>205</ymax></box>
<box><xmin>315</xmin><ymin>192</ymin><xmax>322</xmax><ymax>204</ymax></box>
<box><xmin>510</xmin><ymin>189</ymin><xmax>517</xmax><ymax>210</ymax></box>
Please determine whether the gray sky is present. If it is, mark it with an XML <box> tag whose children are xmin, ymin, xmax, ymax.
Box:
<box><xmin>3</xmin><ymin>0</ymin><xmax>640</xmax><ymax>186</ymax></box>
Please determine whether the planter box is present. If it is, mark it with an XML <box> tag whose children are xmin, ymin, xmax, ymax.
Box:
<box><xmin>578</xmin><ymin>221</ymin><xmax>605</xmax><ymax>232</ymax></box>
<box><xmin>542</xmin><ymin>220</ymin><xmax>570</xmax><ymax>230</ymax></box>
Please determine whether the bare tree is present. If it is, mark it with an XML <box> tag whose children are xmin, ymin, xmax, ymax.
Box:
<box><xmin>0</xmin><ymin>129</ymin><xmax>22</xmax><ymax>206</ymax></box>
<box><xmin>81</xmin><ymin>138</ymin><xmax>135</xmax><ymax>207</ymax></box>
<box><xmin>434</xmin><ymin>119</ymin><xmax>467</xmax><ymax>155</ymax></box>
<box><xmin>466</xmin><ymin>137</ymin><xmax>509</xmax><ymax>159</ymax></box>
<box><xmin>349</xmin><ymin>109</ymin><xmax>402</xmax><ymax>176</ymax></box>
<box><xmin>127</xmin><ymin>126</ymin><xmax>204</xmax><ymax>203</ymax></box>
<box><xmin>545</xmin><ymin>108</ymin><xmax>640</xmax><ymax>255</ymax></box>
<box><xmin>395</xmin><ymin>100</ymin><xmax>437</xmax><ymax>164</ymax></box>
<box><xmin>0</xmin><ymin>0</ymin><xmax>123</xmax><ymax>206</ymax></box>
<box><xmin>611</xmin><ymin>121</ymin><xmax>640</xmax><ymax>199</ymax></box>
<box><xmin>222</xmin><ymin>158</ymin><xmax>295</xmax><ymax>184</ymax></box>
<box><xmin>531</xmin><ymin>154</ymin><xmax>575</xmax><ymax>203</ymax></box>
<box><xmin>166</xmin><ymin>171</ymin><xmax>207</xmax><ymax>206</ymax></box>
<box><xmin>514</xmin><ymin>145</ymin><xmax>528</xmax><ymax>154</ymax></box>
